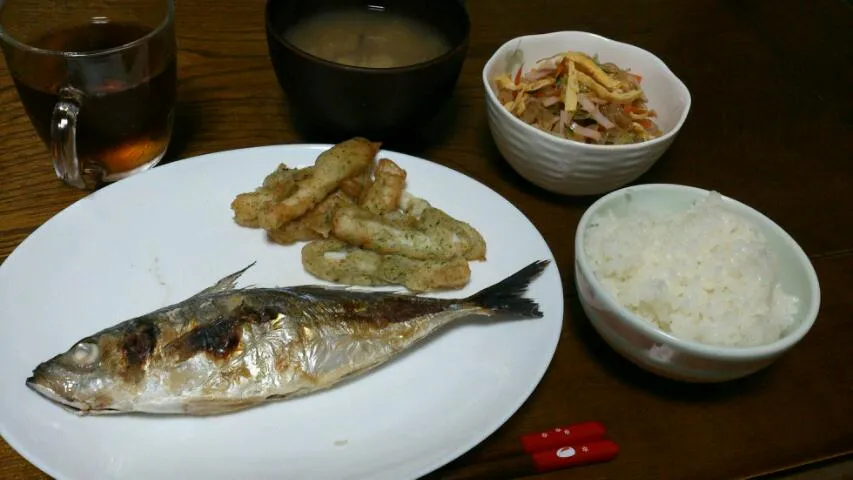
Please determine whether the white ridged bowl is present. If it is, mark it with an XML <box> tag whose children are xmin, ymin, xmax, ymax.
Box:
<box><xmin>483</xmin><ymin>31</ymin><xmax>691</xmax><ymax>196</ymax></box>
<box><xmin>574</xmin><ymin>184</ymin><xmax>821</xmax><ymax>382</ymax></box>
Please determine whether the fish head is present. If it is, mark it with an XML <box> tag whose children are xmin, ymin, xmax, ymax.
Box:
<box><xmin>27</xmin><ymin>338</ymin><xmax>121</xmax><ymax>413</ymax></box>
<box><xmin>27</xmin><ymin>321</ymin><xmax>159</xmax><ymax>414</ymax></box>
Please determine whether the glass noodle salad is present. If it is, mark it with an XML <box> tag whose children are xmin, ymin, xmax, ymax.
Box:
<box><xmin>494</xmin><ymin>51</ymin><xmax>663</xmax><ymax>145</ymax></box>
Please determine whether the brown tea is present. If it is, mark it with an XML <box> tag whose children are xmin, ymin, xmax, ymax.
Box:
<box><xmin>11</xmin><ymin>21</ymin><xmax>176</xmax><ymax>175</ymax></box>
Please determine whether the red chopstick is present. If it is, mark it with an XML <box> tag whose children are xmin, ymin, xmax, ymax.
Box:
<box><xmin>530</xmin><ymin>439</ymin><xmax>620</xmax><ymax>473</ymax></box>
<box><xmin>520</xmin><ymin>421</ymin><xmax>608</xmax><ymax>453</ymax></box>
<box><xmin>429</xmin><ymin>421</ymin><xmax>618</xmax><ymax>479</ymax></box>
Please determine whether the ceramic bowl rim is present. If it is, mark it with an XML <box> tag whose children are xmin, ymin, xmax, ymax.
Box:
<box><xmin>264</xmin><ymin>0</ymin><xmax>471</xmax><ymax>74</ymax></box>
<box><xmin>482</xmin><ymin>30</ymin><xmax>692</xmax><ymax>151</ymax></box>
<box><xmin>574</xmin><ymin>183</ymin><xmax>822</xmax><ymax>360</ymax></box>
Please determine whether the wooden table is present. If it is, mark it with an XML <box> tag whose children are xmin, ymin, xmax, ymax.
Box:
<box><xmin>2</xmin><ymin>0</ymin><xmax>852</xmax><ymax>478</ymax></box>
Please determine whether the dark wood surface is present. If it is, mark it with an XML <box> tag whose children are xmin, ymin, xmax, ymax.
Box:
<box><xmin>2</xmin><ymin>0</ymin><xmax>852</xmax><ymax>478</ymax></box>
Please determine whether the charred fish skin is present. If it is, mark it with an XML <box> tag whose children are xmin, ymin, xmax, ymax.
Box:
<box><xmin>27</xmin><ymin>260</ymin><xmax>549</xmax><ymax>416</ymax></box>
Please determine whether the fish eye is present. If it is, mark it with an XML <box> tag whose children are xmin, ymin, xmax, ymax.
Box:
<box><xmin>70</xmin><ymin>342</ymin><xmax>100</xmax><ymax>365</ymax></box>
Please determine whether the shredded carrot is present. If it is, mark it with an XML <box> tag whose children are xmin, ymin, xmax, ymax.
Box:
<box><xmin>494</xmin><ymin>51</ymin><xmax>661</xmax><ymax>145</ymax></box>
<box><xmin>554</xmin><ymin>60</ymin><xmax>567</xmax><ymax>78</ymax></box>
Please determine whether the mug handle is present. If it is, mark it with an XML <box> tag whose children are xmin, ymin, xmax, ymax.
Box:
<box><xmin>50</xmin><ymin>86</ymin><xmax>105</xmax><ymax>189</ymax></box>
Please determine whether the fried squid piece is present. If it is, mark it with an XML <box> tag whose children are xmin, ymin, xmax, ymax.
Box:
<box><xmin>267</xmin><ymin>190</ymin><xmax>356</xmax><ymax>245</ymax></box>
<box><xmin>359</xmin><ymin>158</ymin><xmax>407</xmax><ymax>214</ymax></box>
<box><xmin>331</xmin><ymin>198</ymin><xmax>486</xmax><ymax>262</ymax></box>
<box><xmin>340</xmin><ymin>167</ymin><xmax>372</xmax><ymax>199</ymax></box>
<box><xmin>231</xmin><ymin>165</ymin><xmax>313</xmax><ymax>228</ymax></box>
<box><xmin>301</xmin><ymin>239</ymin><xmax>471</xmax><ymax>292</ymax></box>
<box><xmin>397</xmin><ymin>194</ymin><xmax>486</xmax><ymax>260</ymax></box>
<box><xmin>257</xmin><ymin>137</ymin><xmax>380</xmax><ymax>230</ymax></box>
<box><xmin>415</xmin><ymin>205</ymin><xmax>487</xmax><ymax>261</ymax></box>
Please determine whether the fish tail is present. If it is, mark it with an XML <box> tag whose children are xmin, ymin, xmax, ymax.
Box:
<box><xmin>465</xmin><ymin>260</ymin><xmax>549</xmax><ymax>318</ymax></box>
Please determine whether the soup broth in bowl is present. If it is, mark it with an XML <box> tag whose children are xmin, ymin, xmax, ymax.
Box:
<box><xmin>265</xmin><ymin>0</ymin><xmax>470</xmax><ymax>140</ymax></box>
<box><xmin>284</xmin><ymin>8</ymin><xmax>451</xmax><ymax>69</ymax></box>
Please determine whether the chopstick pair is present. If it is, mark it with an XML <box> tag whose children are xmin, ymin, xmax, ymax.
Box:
<box><xmin>437</xmin><ymin>421</ymin><xmax>618</xmax><ymax>479</ymax></box>
<box><xmin>519</xmin><ymin>421</ymin><xmax>618</xmax><ymax>473</ymax></box>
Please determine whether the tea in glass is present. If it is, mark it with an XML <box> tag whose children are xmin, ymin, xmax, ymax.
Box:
<box><xmin>0</xmin><ymin>0</ymin><xmax>177</xmax><ymax>189</ymax></box>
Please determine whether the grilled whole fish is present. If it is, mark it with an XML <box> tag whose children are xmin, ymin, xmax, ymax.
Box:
<box><xmin>27</xmin><ymin>260</ymin><xmax>550</xmax><ymax>416</ymax></box>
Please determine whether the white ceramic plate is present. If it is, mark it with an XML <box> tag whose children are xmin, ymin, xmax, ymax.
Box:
<box><xmin>0</xmin><ymin>145</ymin><xmax>563</xmax><ymax>480</ymax></box>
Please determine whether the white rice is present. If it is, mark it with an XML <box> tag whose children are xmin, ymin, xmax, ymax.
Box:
<box><xmin>583</xmin><ymin>192</ymin><xmax>799</xmax><ymax>347</ymax></box>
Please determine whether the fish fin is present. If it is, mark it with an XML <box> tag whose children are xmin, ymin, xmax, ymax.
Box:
<box><xmin>389</xmin><ymin>290</ymin><xmax>417</xmax><ymax>296</ymax></box>
<box><xmin>183</xmin><ymin>396</ymin><xmax>265</xmax><ymax>416</ymax></box>
<box><xmin>193</xmin><ymin>262</ymin><xmax>256</xmax><ymax>297</ymax></box>
<box><xmin>287</xmin><ymin>284</ymin><xmax>379</xmax><ymax>297</ymax></box>
<box><xmin>465</xmin><ymin>260</ymin><xmax>550</xmax><ymax>318</ymax></box>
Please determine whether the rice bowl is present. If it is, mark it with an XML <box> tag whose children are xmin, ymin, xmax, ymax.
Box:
<box><xmin>574</xmin><ymin>184</ymin><xmax>821</xmax><ymax>382</ymax></box>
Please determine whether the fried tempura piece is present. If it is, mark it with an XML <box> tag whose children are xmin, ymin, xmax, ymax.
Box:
<box><xmin>231</xmin><ymin>165</ymin><xmax>314</xmax><ymax>227</ymax></box>
<box><xmin>380</xmin><ymin>210</ymin><xmax>420</xmax><ymax>229</ymax></box>
<box><xmin>332</xmin><ymin>206</ymin><xmax>456</xmax><ymax>260</ymax></box>
<box><xmin>257</xmin><ymin>138</ymin><xmax>380</xmax><ymax>230</ymax></box>
<box><xmin>301</xmin><ymin>239</ymin><xmax>471</xmax><ymax>292</ymax></box>
<box><xmin>397</xmin><ymin>193</ymin><xmax>486</xmax><ymax>260</ymax></box>
<box><xmin>377</xmin><ymin>254</ymin><xmax>470</xmax><ymax>292</ymax></box>
<box><xmin>267</xmin><ymin>190</ymin><xmax>356</xmax><ymax>245</ymax></box>
<box><xmin>417</xmin><ymin>207</ymin><xmax>487</xmax><ymax>261</ymax></box>
<box><xmin>332</xmin><ymin>202</ymin><xmax>485</xmax><ymax>261</ymax></box>
<box><xmin>360</xmin><ymin>158</ymin><xmax>407</xmax><ymax>214</ymax></box>
<box><xmin>262</xmin><ymin>164</ymin><xmax>314</xmax><ymax>190</ymax></box>
<box><xmin>399</xmin><ymin>193</ymin><xmax>431</xmax><ymax>217</ymax></box>
<box><xmin>340</xmin><ymin>167</ymin><xmax>372</xmax><ymax>199</ymax></box>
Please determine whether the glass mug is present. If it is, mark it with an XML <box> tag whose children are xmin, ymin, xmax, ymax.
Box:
<box><xmin>0</xmin><ymin>0</ymin><xmax>176</xmax><ymax>189</ymax></box>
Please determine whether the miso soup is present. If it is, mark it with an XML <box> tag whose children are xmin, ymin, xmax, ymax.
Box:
<box><xmin>284</xmin><ymin>8</ymin><xmax>452</xmax><ymax>68</ymax></box>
